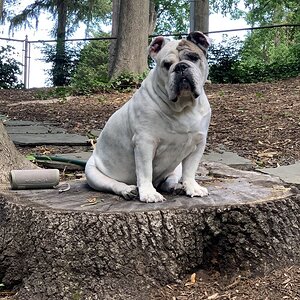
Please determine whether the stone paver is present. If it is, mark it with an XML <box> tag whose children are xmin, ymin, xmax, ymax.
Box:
<box><xmin>4</xmin><ymin>120</ymin><xmax>298</xmax><ymax>184</ymax></box>
<box><xmin>5</xmin><ymin>120</ymin><xmax>89</xmax><ymax>146</ymax></box>
<box><xmin>10</xmin><ymin>133</ymin><xmax>89</xmax><ymax>146</ymax></box>
<box><xmin>259</xmin><ymin>162</ymin><xmax>300</xmax><ymax>185</ymax></box>
<box><xmin>6</xmin><ymin>125</ymin><xmax>65</xmax><ymax>134</ymax></box>
<box><xmin>204</xmin><ymin>150</ymin><xmax>254</xmax><ymax>170</ymax></box>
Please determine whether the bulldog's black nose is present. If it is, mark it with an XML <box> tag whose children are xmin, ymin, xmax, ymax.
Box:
<box><xmin>174</xmin><ymin>62</ymin><xmax>189</xmax><ymax>73</ymax></box>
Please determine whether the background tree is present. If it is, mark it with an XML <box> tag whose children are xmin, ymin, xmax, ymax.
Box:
<box><xmin>109</xmin><ymin>0</ymin><xmax>150</xmax><ymax>78</ymax></box>
<box><xmin>190</xmin><ymin>0</ymin><xmax>209</xmax><ymax>33</ymax></box>
<box><xmin>6</xmin><ymin>0</ymin><xmax>111</xmax><ymax>86</ymax></box>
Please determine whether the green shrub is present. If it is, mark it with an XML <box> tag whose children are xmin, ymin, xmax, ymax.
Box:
<box><xmin>71</xmin><ymin>37</ymin><xmax>110</xmax><ymax>92</ymax></box>
<box><xmin>208</xmin><ymin>36</ymin><xmax>243</xmax><ymax>83</ymax></box>
<box><xmin>0</xmin><ymin>45</ymin><xmax>23</xmax><ymax>89</ymax></box>
<box><xmin>41</xmin><ymin>43</ymin><xmax>81</xmax><ymax>87</ymax></box>
<box><xmin>208</xmin><ymin>31</ymin><xmax>300</xmax><ymax>84</ymax></box>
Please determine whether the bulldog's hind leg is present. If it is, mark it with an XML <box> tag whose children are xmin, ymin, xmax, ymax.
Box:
<box><xmin>159</xmin><ymin>164</ymin><xmax>182</xmax><ymax>193</ymax></box>
<box><xmin>85</xmin><ymin>156</ymin><xmax>138</xmax><ymax>200</ymax></box>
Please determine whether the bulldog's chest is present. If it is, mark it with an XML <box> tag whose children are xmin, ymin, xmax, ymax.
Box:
<box><xmin>156</xmin><ymin>130</ymin><xmax>203</xmax><ymax>157</ymax></box>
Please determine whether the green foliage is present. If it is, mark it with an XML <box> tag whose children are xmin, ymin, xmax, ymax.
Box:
<box><xmin>7</xmin><ymin>0</ymin><xmax>112</xmax><ymax>36</ymax></box>
<box><xmin>208</xmin><ymin>30</ymin><xmax>300</xmax><ymax>84</ymax></box>
<box><xmin>71</xmin><ymin>36</ymin><xmax>110</xmax><ymax>92</ymax></box>
<box><xmin>243</xmin><ymin>0</ymin><xmax>300</xmax><ymax>26</ymax></box>
<box><xmin>210</xmin><ymin>0</ymin><xmax>244</xmax><ymax>19</ymax></box>
<box><xmin>110</xmin><ymin>72</ymin><xmax>147</xmax><ymax>91</ymax></box>
<box><xmin>0</xmin><ymin>45</ymin><xmax>23</xmax><ymax>89</ymax></box>
<box><xmin>35</xmin><ymin>86</ymin><xmax>73</xmax><ymax>100</ymax></box>
<box><xmin>208</xmin><ymin>35</ymin><xmax>243</xmax><ymax>83</ymax></box>
<box><xmin>153</xmin><ymin>0</ymin><xmax>190</xmax><ymax>34</ymax></box>
<box><xmin>237</xmin><ymin>26</ymin><xmax>300</xmax><ymax>82</ymax></box>
<box><xmin>6</xmin><ymin>0</ymin><xmax>112</xmax><ymax>87</ymax></box>
<box><xmin>41</xmin><ymin>43</ymin><xmax>81</xmax><ymax>86</ymax></box>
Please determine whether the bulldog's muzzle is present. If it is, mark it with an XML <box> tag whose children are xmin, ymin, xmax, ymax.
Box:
<box><xmin>172</xmin><ymin>62</ymin><xmax>197</xmax><ymax>101</ymax></box>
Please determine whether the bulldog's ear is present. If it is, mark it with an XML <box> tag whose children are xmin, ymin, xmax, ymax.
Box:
<box><xmin>187</xmin><ymin>31</ymin><xmax>211</xmax><ymax>55</ymax></box>
<box><xmin>148</xmin><ymin>36</ymin><xmax>170</xmax><ymax>60</ymax></box>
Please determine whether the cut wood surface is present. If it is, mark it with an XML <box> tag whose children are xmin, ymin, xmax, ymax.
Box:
<box><xmin>0</xmin><ymin>162</ymin><xmax>299</xmax><ymax>300</ymax></box>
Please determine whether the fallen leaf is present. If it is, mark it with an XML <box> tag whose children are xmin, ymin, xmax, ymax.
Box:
<box><xmin>282</xmin><ymin>278</ymin><xmax>291</xmax><ymax>285</ymax></box>
<box><xmin>258</xmin><ymin>151</ymin><xmax>277</xmax><ymax>158</ymax></box>
<box><xmin>190</xmin><ymin>273</ymin><xmax>196</xmax><ymax>284</ymax></box>
<box><xmin>184</xmin><ymin>273</ymin><xmax>196</xmax><ymax>286</ymax></box>
<box><xmin>81</xmin><ymin>197</ymin><xmax>99</xmax><ymax>207</ymax></box>
<box><xmin>207</xmin><ymin>293</ymin><xmax>219</xmax><ymax>299</ymax></box>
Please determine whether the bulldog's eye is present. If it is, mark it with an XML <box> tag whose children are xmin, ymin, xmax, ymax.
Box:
<box><xmin>186</xmin><ymin>52</ymin><xmax>200</xmax><ymax>62</ymax></box>
<box><xmin>163</xmin><ymin>61</ymin><xmax>172</xmax><ymax>70</ymax></box>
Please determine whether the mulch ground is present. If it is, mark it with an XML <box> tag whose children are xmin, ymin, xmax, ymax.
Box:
<box><xmin>0</xmin><ymin>77</ymin><xmax>299</xmax><ymax>299</ymax></box>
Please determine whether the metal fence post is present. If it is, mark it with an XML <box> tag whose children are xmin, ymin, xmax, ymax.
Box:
<box><xmin>23</xmin><ymin>35</ymin><xmax>28</xmax><ymax>89</ymax></box>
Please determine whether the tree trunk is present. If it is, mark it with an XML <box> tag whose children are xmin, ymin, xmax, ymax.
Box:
<box><xmin>109</xmin><ymin>0</ymin><xmax>150</xmax><ymax>78</ymax></box>
<box><xmin>53</xmin><ymin>1</ymin><xmax>68</xmax><ymax>86</ymax></box>
<box><xmin>0</xmin><ymin>162</ymin><xmax>299</xmax><ymax>299</ymax></box>
<box><xmin>0</xmin><ymin>122</ymin><xmax>36</xmax><ymax>187</ymax></box>
<box><xmin>191</xmin><ymin>0</ymin><xmax>209</xmax><ymax>33</ymax></box>
<box><xmin>108</xmin><ymin>0</ymin><xmax>120</xmax><ymax>77</ymax></box>
<box><xmin>148</xmin><ymin>0</ymin><xmax>157</xmax><ymax>35</ymax></box>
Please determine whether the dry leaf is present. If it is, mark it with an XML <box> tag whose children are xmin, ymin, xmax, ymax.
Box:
<box><xmin>207</xmin><ymin>293</ymin><xmax>219</xmax><ymax>299</ymax></box>
<box><xmin>282</xmin><ymin>278</ymin><xmax>291</xmax><ymax>285</ymax></box>
<box><xmin>258</xmin><ymin>151</ymin><xmax>277</xmax><ymax>158</ymax></box>
<box><xmin>185</xmin><ymin>273</ymin><xmax>196</xmax><ymax>286</ymax></box>
<box><xmin>190</xmin><ymin>273</ymin><xmax>196</xmax><ymax>284</ymax></box>
<box><xmin>81</xmin><ymin>197</ymin><xmax>99</xmax><ymax>207</ymax></box>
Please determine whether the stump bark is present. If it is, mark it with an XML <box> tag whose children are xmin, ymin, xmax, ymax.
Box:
<box><xmin>0</xmin><ymin>122</ymin><xmax>37</xmax><ymax>186</ymax></box>
<box><xmin>0</xmin><ymin>162</ymin><xmax>299</xmax><ymax>300</ymax></box>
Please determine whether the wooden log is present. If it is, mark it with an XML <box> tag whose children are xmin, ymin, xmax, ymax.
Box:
<box><xmin>0</xmin><ymin>162</ymin><xmax>299</xmax><ymax>300</ymax></box>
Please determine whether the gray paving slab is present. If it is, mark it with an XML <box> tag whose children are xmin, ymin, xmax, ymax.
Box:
<box><xmin>5</xmin><ymin>120</ymin><xmax>37</xmax><ymax>126</ymax></box>
<box><xmin>52</xmin><ymin>150</ymin><xmax>255</xmax><ymax>170</ymax></box>
<box><xmin>10</xmin><ymin>133</ymin><xmax>89</xmax><ymax>146</ymax></box>
<box><xmin>25</xmin><ymin>149</ymin><xmax>300</xmax><ymax>185</ymax></box>
<box><xmin>58</xmin><ymin>152</ymin><xmax>92</xmax><ymax>161</ymax></box>
<box><xmin>6</xmin><ymin>125</ymin><xmax>65</xmax><ymax>134</ymax></box>
<box><xmin>259</xmin><ymin>162</ymin><xmax>300</xmax><ymax>184</ymax></box>
<box><xmin>5</xmin><ymin>120</ymin><xmax>59</xmax><ymax>126</ymax></box>
<box><xmin>203</xmin><ymin>150</ymin><xmax>254</xmax><ymax>169</ymax></box>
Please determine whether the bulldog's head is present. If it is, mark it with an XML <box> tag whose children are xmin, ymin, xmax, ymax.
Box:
<box><xmin>149</xmin><ymin>32</ymin><xmax>210</xmax><ymax>110</ymax></box>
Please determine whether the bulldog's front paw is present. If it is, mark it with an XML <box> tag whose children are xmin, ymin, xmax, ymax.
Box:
<box><xmin>121</xmin><ymin>185</ymin><xmax>138</xmax><ymax>200</ymax></box>
<box><xmin>183</xmin><ymin>179</ymin><xmax>208</xmax><ymax>197</ymax></box>
<box><xmin>139</xmin><ymin>185</ymin><xmax>165</xmax><ymax>203</ymax></box>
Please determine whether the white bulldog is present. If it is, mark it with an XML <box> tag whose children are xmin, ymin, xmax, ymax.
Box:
<box><xmin>85</xmin><ymin>31</ymin><xmax>211</xmax><ymax>203</ymax></box>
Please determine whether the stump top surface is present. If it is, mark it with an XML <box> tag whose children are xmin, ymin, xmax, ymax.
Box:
<box><xmin>3</xmin><ymin>163</ymin><xmax>293</xmax><ymax>214</ymax></box>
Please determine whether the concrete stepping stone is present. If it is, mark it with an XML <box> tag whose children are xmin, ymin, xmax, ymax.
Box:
<box><xmin>42</xmin><ymin>150</ymin><xmax>255</xmax><ymax>171</ymax></box>
<box><xmin>259</xmin><ymin>162</ymin><xmax>300</xmax><ymax>185</ymax></box>
<box><xmin>4</xmin><ymin>120</ymin><xmax>89</xmax><ymax>146</ymax></box>
<box><xmin>10</xmin><ymin>133</ymin><xmax>89</xmax><ymax>146</ymax></box>
<box><xmin>4</xmin><ymin>120</ymin><xmax>58</xmax><ymax>126</ymax></box>
<box><xmin>6</xmin><ymin>125</ymin><xmax>65</xmax><ymax>134</ymax></box>
<box><xmin>203</xmin><ymin>150</ymin><xmax>254</xmax><ymax>170</ymax></box>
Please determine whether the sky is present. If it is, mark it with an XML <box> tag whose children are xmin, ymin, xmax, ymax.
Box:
<box><xmin>0</xmin><ymin>6</ymin><xmax>248</xmax><ymax>88</ymax></box>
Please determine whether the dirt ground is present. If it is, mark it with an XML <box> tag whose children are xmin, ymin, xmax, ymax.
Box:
<box><xmin>0</xmin><ymin>77</ymin><xmax>299</xmax><ymax>299</ymax></box>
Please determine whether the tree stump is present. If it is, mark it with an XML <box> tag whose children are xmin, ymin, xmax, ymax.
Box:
<box><xmin>0</xmin><ymin>162</ymin><xmax>299</xmax><ymax>300</ymax></box>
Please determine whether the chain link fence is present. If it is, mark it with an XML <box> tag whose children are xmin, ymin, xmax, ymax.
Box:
<box><xmin>0</xmin><ymin>24</ymin><xmax>299</xmax><ymax>88</ymax></box>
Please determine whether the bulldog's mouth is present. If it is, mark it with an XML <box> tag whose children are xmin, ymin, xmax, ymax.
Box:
<box><xmin>179</xmin><ymin>78</ymin><xmax>191</xmax><ymax>91</ymax></box>
<box><xmin>171</xmin><ymin>77</ymin><xmax>198</xmax><ymax>102</ymax></box>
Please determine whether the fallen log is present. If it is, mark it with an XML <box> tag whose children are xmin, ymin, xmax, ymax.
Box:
<box><xmin>0</xmin><ymin>162</ymin><xmax>299</xmax><ymax>300</ymax></box>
